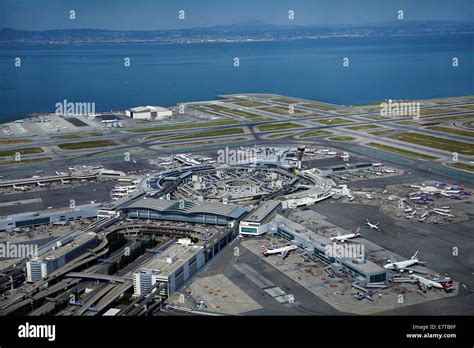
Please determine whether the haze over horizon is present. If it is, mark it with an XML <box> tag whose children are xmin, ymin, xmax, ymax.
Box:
<box><xmin>0</xmin><ymin>0</ymin><xmax>472</xmax><ymax>31</ymax></box>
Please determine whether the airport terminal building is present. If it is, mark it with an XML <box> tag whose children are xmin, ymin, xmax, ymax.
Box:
<box><xmin>120</xmin><ymin>198</ymin><xmax>248</xmax><ymax>226</ymax></box>
<box><xmin>239</xmin><ymin>200</ymin><xmax>282</xmax><ymax>236</ymax></box>
<box><xmin>273</xmin><ymin>215</ymin><xmax>387</xmax><ymax>285</ymax></box>
<box><xmin>0</xmin><ymin>204</ymin><xmax>100</xmax><ymax>231</ymax></box>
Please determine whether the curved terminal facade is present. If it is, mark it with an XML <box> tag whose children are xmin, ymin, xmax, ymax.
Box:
<box><xmin>120</xmin><ymin>198</ymin><xmax>248</xmax><ymax>226</ymax></box>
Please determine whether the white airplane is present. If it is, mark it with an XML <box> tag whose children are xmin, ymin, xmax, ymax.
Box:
<box><xmin>432</xmin><ymin>210</ymin><xmax>455</xmax><ymax>218</ymax></box>
<box><xmin>354</xmin><ymin>290</ymin><xmax>374</xmax><ymax>302</ymax></box>
<box><xmin>13</xmin><ymin>184</ymin><xmax>27</xmax><ymax>191</ymax></box>
<box><xmin>330</xmin><ymin>228</ymin><xmax>361</xmax><ymax>243</ymax></box>
<box><xmin>365</xmin><ymin>219</ymin><xmax>381</xmax><ymax>231</ymax></box>
<box><xmin>385</xmin><ymin>169</ymin><xmax>397</xmax><ymax>173</ymax></box>
<box><xmin>37</xmin><ymin>182</ymin><xmax>46</xmax><ymax>187</ymax></box>
<box><xmin>384</xmin><ymin>250</ymin><xmax>426</xmax><ymax>272</ymax></box>
<box><xmin>410</xmin><ymin>274</ymin><xmax>454</xmax><ymax>293</ymax></box>
<box><xmin>372</xmin><ymin>161</ymin><xmax>384</xmax><ymax>167</ymax></box>
<box><xmin>260</xmin><ymin>245</ymin><xmax>298</xmax><ymax>259</ymax></box>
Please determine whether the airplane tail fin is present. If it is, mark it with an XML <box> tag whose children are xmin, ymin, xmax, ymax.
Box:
<box><xmin>443</xmin><ymin>280</ymin><xmax>454</xmax><ymax>292</ymax></box>
<box><xmin>411</xmin><ymin>250</ymin><xmax>420</xmax><ymax>260</ymax></box>
<box><xmin>260</xmin><ymin>246</ymin><xmax>268</xmax><ymax>254</ymax></box>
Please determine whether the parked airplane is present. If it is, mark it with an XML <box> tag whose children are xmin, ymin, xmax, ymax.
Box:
<box><xmin>354</xmin><ymin>289</ymin><xmax>374</xmax><ymax>301</ymax></box>
<box><xmin>433</xmin><ymin>210</ymin><xmax>455</xmax><ymax>218</ymax></box>
<box><xmin>260</xmin><ymin>245</ymin><xmax>298</xmax><ymax>259</ymax></box>
<box><xmin>410</xmin><ymin>274</ymin><xmax>455</xmax><ymax>293</ymax></box>
<box><xmin>330</xmin><ymin>228</ymin><xmax>361</xmax><ymax>243</ymax></box>
<box><xmin>365</xmin><ymin>220</ymin><xmax>381</xmax><ymax>231</ymax></box>
<box><xmin>37</xmin><ymin>182</ymin><xmax>46</xmax><ymax>187</ymax></box>
<box><xmin>13</xmin><ymin>184</ymin><xmax>27</xmax><ymax>191</ymax></box>
<box><xmin>372</xmin><ymin>161</ymin><xmax>384</xmax><ymax>167</ymax></box>
<box><xmin>384</xmin><ymin>250</ymin><xmax>426</xmax><ymax>272</ymax></box>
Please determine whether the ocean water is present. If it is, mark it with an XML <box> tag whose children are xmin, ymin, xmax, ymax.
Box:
<box><xmin>0</xmin><ymin>33</ymin><xmax>473</xmax><ymax>122</ymax></box>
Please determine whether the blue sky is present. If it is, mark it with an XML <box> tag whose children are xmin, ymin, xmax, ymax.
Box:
<box><xmin>1</xmin><ymin>0</ymin><xmax>473</xmax><ymax>30</ymax></box>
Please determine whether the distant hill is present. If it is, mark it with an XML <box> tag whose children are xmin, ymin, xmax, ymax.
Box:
<box><xmin>1</xmin><ymin>21</ymin><xmax>472</xmax><ymax>44</ymax></box>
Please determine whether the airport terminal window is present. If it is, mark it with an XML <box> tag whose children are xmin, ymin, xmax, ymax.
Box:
<box><xmin>370</xmin><ymin>273</ymin><xmax>386</xmax><ymax>283</ymax></box>
<box><xmin>16</xmin><ymin>217</ymin><xmax>50</xmax><ymax>228</ymax></box>
<box><xmin>277</xmin><ymin>228</ymin><xmax>295</xmax><ymax>240</ymax></box>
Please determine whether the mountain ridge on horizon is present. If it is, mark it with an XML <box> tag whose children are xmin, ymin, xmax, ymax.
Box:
<box><xmin>2</xmin><ymin>18</ymin><xmax>473</xmax><ymax>32</ymax></box>
<box><xmin>1</xmin><ymin>20</ymin><xmax>472</xmax><ymax>44</ymax></box>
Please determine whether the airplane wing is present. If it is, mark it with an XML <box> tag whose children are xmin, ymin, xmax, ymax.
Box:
<box><xmin>393</xmin><ymin>263</ymin><xmax>401</xmax><ymax>273</ymax></box>
<box><xmin>419</xmin><ymin>282</ymin><xmax>428</xmax><ymax>293</ymax></box>
<box><xmin>281</xmin><ymin>250</ymin><xmax>289</xmax><ymax>259</ymax></box>
<box><xmin>389</xmin><ymin>256</ymin><xmax>397</xmax><ymax>264</ymax></box>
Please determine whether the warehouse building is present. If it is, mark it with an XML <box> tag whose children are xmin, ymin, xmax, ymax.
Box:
<box><xmin>125</xmin><ymin>106</ymin><xmax>172</xmax><ymax>120</ymax></box>
<box><xmin>120</xmin><ymin>198</ymin><xmax>247</xmax><ymax>226</ymax></box>
<box><xmin>26</xmin><ymin>232</ymin><xmax>98</xmax><ymax>282</ymax></box>
<box><xmin>133</xmin><ymin>239</ymin><xmax>205</xmax><ymax>297</ymax></box>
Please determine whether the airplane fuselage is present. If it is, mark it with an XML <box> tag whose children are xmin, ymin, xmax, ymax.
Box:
<box><xmin>384</xmin><ymin>259</ymin><xmax>417</xmax><ymax>271</ymax></box>
<box><xmin>261</xmin><ymin>245</ymin><xmax>297</xmax><ymax>256</ymax></box>
<box><xmin>410</xmin><ymin>275</ymin><xmax>445</xmax><ymax>289</ymax></box>
<box><xmin>330</xmin><ymin>233</ymin><xmax>360</xmax><ymax>242</ymax></box>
